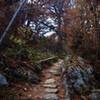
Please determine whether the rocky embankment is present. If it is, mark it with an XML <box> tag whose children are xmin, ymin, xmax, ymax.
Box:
<box><xmin>62</xmin><ymin>55</ymin><xmax>100</xmax><ymax>100</ymax></box>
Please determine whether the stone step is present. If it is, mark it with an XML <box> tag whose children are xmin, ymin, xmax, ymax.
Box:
<box><xmin>50</xmin><ymin>66</ymin><xmax>61</xmax><ymax>71</ymax></box>
<box><xmin>44</xmin><ymin>88</ymin><xmax>58</xmax><ymax>93</ymax></box>
<box><xmin>44</xmin><ymin>79</ymin><xmax>55</xmax><ymax>84</ymax></box>
<box><xmin>49</xmin><ymin>69</ymin><xmax>60</xmax><ymax>76</ymax></box>
<box><xmin>43</xmin><ymin>84</ymin><xmax>57</xmax><ymax>88</ymax></box>
<box><xmin>43</xmin><ymin>93</ymin><xmax>59</xmax><ymax>100</ymax></box>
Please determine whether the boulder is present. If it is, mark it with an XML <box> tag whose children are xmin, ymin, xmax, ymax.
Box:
<box><xmin>63</xmin><ymin>55</ymin><xmax>95</xmax><ymax>98</ymax></box>
<box><xmin>0</xmin><ymin>74</ymin><xmax>8</xmax><ymax>86</ymax></box>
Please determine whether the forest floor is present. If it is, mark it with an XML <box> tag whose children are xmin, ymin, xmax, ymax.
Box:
<box><xmin>0</xmin><ymin>59</ymin><xmax>65</xmax><ymax>100</ymax></box>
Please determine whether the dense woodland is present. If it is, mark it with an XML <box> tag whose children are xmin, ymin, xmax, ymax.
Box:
<box><xmin>0</xmin><ymin>0</ymin><xmax>100</xmax><ymax>100</ymax></box>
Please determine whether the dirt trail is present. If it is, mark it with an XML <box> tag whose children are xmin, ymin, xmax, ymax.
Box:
<box><xmin>30</xmin><ymin>59</ymin><xmax>65</xmax><ymax>100</ymax></box>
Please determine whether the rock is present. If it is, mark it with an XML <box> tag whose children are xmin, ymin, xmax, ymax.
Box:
<box><xmin>27</xmin><ymin>71</ymin><xmax>40</xmax><ymax>84</ymax></box>
<box><xmin>63</xmin><ymin>55</ymin><xmax>95</xmax><ymax>98</ymax></box>
<box><xmin>66</xmin><ymin>65</ymin><xmax>94</xmax><ymax>94</ymax></box>
<box><xmin>89</xmin><ymin>92</ymin><xmax>100</xmax><ymax>100</ymax></box>
<box><xmin>0</xmin><ymin>74</ymin><xmax>8</xmax><ymax>86</ymax></box>
<box><xmin>45</xmin><ymin>88</ymin><xmax>58</xmax><ymax>93</ymax></box>
<box><xmin>43</xmin><ymin>84</ymin><xmax>57</xmax><ymax>88</ymax></box>
<box><xmin>11</xmin><ymin>68</ymin><xmax>40</xmax><ymax>83</ymax></box>
<box><xmin>23</xmin><ymin>87</ymin><xmax>27</xmax><ymax>91</ymax></box>
<box><xmin>44</xmin><ymin>79</ymin><xmax>55</xmax><ymax>84</ymax></box>
<box><xmin>73</xmin><ymin>78</ymin><xmax>87</xmax><ymax>93</ymax></box>
<box><xmin>49</xmin><ymin>69</ymin><xmax>60</xmax><ymax>76</ymax></box>
<box><xmin>43</xmin><ymin>94</ymin><xmax>59</xmax><ymax>100</ymax></box>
